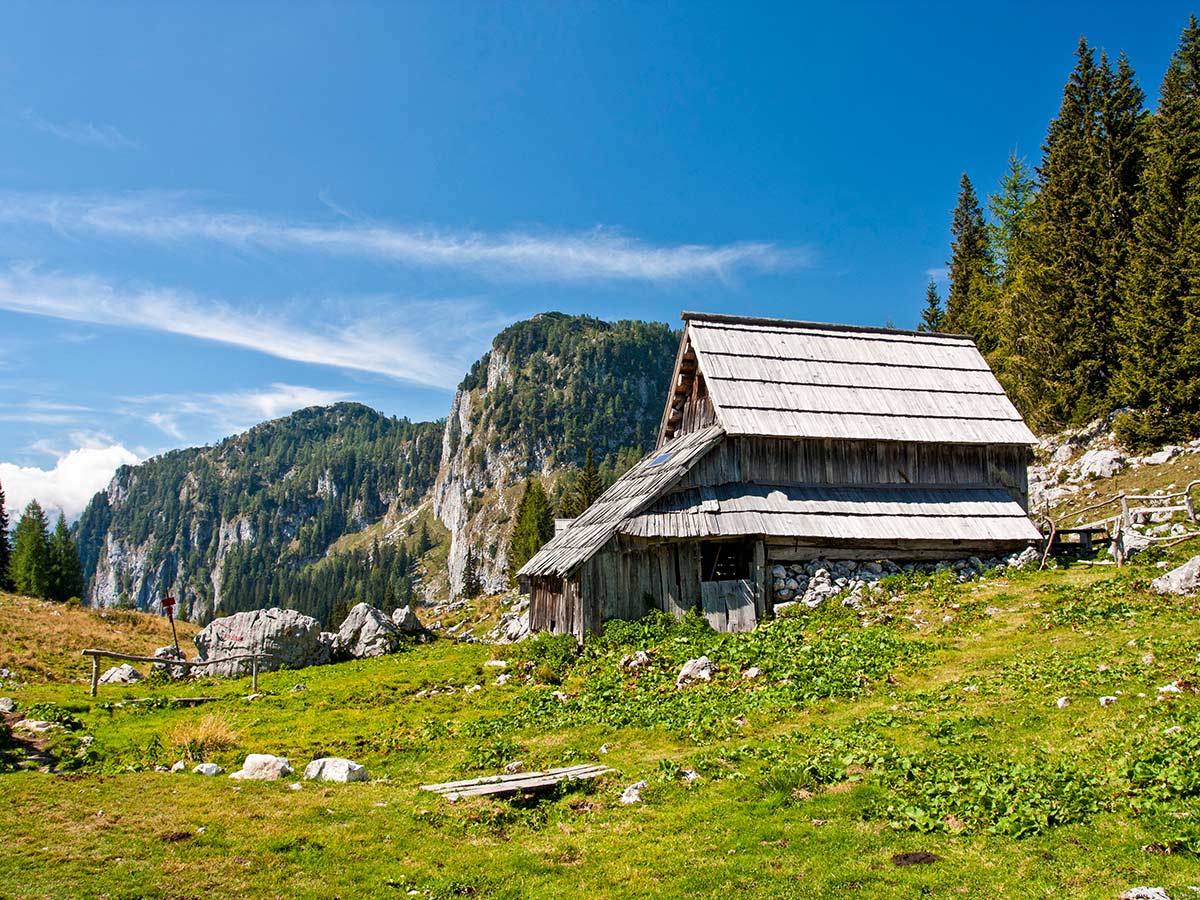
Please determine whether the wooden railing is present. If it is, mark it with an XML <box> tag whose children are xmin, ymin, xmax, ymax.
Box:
<box><xmin>81</xmin><ymin>649</ymin><xmax>268</xmax><ymax>697</ymax></box>
<box><xmin>1045</xmin><ymin>479</ymin><xmax>1200</xmax><ymax>565</ymax></box>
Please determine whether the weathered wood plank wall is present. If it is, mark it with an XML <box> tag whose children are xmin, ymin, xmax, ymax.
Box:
<box><xmin>679</xmin><ymin>437</ymin><xmax>1030</xmax><ymax>508</ymax></box>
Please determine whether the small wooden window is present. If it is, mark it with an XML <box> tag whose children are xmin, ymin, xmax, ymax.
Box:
<box><xmin>701</xmin><ymin>540</ymin><xmax>752</xmax><ymax>582</ymax></box>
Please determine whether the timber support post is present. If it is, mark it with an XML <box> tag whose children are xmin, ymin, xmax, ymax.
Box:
<box><xmin>251</xmin><ymin>655</ymin><xmax>259</xmax><ymax>693</ymax></box>
<box><xmin>90</xmin><ymin>655</ymin><xmax>100</xmax><ymax>698</ymax></box>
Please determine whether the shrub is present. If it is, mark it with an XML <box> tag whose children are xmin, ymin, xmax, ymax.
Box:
<box><xmin>169</xmin><ymin>713</ymin><xmax>240</xmax><ymax>761</ymax></box>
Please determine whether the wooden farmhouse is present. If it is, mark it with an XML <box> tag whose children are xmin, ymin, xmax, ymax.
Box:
<box><xmin>517</xmin><ymin>311</ymin><xmax>1041</xmax><ymax>640</ymax></box>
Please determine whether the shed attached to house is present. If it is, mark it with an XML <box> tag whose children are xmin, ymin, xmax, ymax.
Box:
<box><xmin>517</xmin><ymin>311</ymin><xmax>1041</xmax><ymax>641</ymax></box>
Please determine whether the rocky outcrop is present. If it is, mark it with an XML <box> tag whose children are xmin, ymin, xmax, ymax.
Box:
<box><xmin>390</xmin><ymin>604</ymin><xmax>425</xmax><ymax>635</ymax></box>
<box><xmin>1151</xmin><ymin>556</ymin><xmax>1200</xmax><ymax>596</ymax></box>
<box><xmin>335</xmin><ymin>603</ymin><xmax>402</xmax><ymax>658</ymax></box>
<box><xmin>194</xmin><ymin>608</ymin><xmax>331</xmax><ymax>676</ymax></box>
<box><xmin>676</xmin><ymin>656</ymin><xmax>719</xmax><ymax>689</ymax></box>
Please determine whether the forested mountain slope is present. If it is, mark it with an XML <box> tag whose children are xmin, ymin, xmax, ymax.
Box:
<box><xmin>74</xmin><ymin>313</ymin><xmax>678</xmax><ymax>621</ymax></box>
<box><xmin>75</xmin><ymin>404</ymin><xmax>443</xmax><ymax>624</ymax></box>
<box><xmin>432</xmin><ymin>312</ymin><xmax>678</xmax><ymax>596</ymax></box>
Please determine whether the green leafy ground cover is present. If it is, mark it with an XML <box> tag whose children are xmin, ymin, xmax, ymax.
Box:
<box><xmin>2</xmin><ymin>544</ymin><xmax>1199</xmax><ymax>899</ymax></box>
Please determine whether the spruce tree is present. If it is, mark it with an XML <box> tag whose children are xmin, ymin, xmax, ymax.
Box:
<box><xmin>462</xmin><ymin>546</ymin><xmax>482</xmax><ymax>599</ymax></box>
<box><xmin>917</xmin><ymin>279</ymin><xmax>944</xmax><ymax>332</ymax></box>
<box><xmin>945</xmin><ymin>173</ymin><xmax>995</xmax><ymax>348</ymax></box>
<box><xmin>0</xmin><ymin>479</ymin><xmax>11</xmax><ymax>592</ymax></box>
<box><xmin>48</xmin><ymin>513</ymin><xmax>84</xmax><ymax>602</ymax></box>
<box><xmin>1115</xmin><ymin>16</ymin><xmax>1200</xmax><ymax>446</ymax></box>
<box><xmin>508</xmin><ymin>478</ymin><xmax>555</xmax><ymax>584</ymax></box>
<box><xmin>9</xmin><ymin>500</ymin><xmax>51</xmax><ymax>599</ymax></box>
<box><xmin>1034</xmin><ymin>39</ymin><xmax>1145</xmax><ymax>425</ymax></box>
<box><xmin>576</xmin><ymin>448</ymin><xmax>604</xmax><ymax>512</ymax></box>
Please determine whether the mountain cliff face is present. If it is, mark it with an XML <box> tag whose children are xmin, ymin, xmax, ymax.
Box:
<box><xmin>432</xmin><ymin>313</ymin><xmax>677</xmax><ymax>596</ymax></box>
<box><xmin>75</xmin><ymin>404</ymin><xmax>443</xmax><ymax>623</ymax></box>
<box><xmin>75</xmin><ymin>312</ymin><xmax>680</xmax><ymax>620</ymax></box>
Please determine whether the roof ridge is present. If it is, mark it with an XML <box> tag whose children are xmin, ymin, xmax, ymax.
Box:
<box><xmin>681</xmin><ymin>310</ymin><xmax>973</xmax><ymax>341</ymax></box>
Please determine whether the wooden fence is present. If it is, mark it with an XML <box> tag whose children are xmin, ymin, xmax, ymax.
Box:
<box><xmin>81</xmin><ymin>649</ymin><xmax>269</xmax><ymax>697</ymax></box>
<box><xmin>1044</xmin><ymin>479</ymin><xmax>1200</xmax><ymax>565</ymax></box>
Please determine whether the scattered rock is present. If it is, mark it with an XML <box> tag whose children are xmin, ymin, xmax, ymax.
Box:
<box><xmin>676</xmin><ymin>656</ymin><xmax>719</xmax><ymax>689</ymax></box>
<box><xmin>303</xmin><ymin>757</ymin><xmax>368</xmax><ymax>783</ymax></box>
<box><xmin>1078</xmin><ymin>448</ymin><xmax>1126</xmax><ymax>479</ymax></box>
<box><xmin>390</xmin><ymin>604</ymin><xmax>426</xmax><ymax>635</ymax></box>
<box><xmin>1056</xmin><ymin>697</ymin><xmax>1071</xmax><ymax>709</ymax></box>
<box><xmin>98</xmin><ymin>664</ymin><xmax>142</xmax><ymax>685</ymax></box>
<box><xmin>290</xmin><ymin>683</ymin><xmax>308</xmax><ymax>693</ymax></box>
<box><xmin>1100</xmin><ymin>696</ymin><xmax>1118</xmax><ymax>707</ymax></box>
<box><xmin>742</xmin><ymin>666</ymin><xmax>764</xmax><ymax>680</ymax></box>
<box><xmin>552</xmin><ymin>690</ymin><xmax>571</xmax><ymax>703</ymax></box>
<box><xmin>1164</xmin><ymin>726</ymin><xmax>1183</xmax><ymax>735</ymax></box>
<box><xmin>229</xmin><ymin>753</ymin><xmax>294</xmax><ymax>780</ymax></box>
<box><xmin>503</xmin><ymin>760</ymin><xmax>523</xmax><ymax>775</ymax></box>
<box><xmin>1144</xmin><ymin>447</ymin><xmax>1180</xmax><ymax>466</ymax></box>
<box><xmin>620</xmin><ymin>650</ymin><xmax>651</xmax><ymax>673</ymax></box>
<box><xmin>192</xmin><ymin>763</ymin><xmax>225</xmax><ymax>776</ymax></box>
<box><xmin>1151</xmin><ymin>556</ymin><xmax>1200</xmax><ymax>596</ymax></box>
<box><xmin>14</xmin><ymin>720</ymin><xmax>61</xmax><ymax>734</ymax></box>
<box><xmin>1119</xmin><ymin>889</ymin><xmax>1172</xmax><ymax>900</ymax></box>
<box><xmin>892</xmin><ymin>851</ymin><xmax>940</xmax><ymax>866</ymax></box>
<box><xmin>0</xmin><ymin>697</ymin><xmax>16</xmax><ymax>714</ymax></box>
<box><xmin>493</xmin><ymin>673</ymin><xmax>510</xmax><ymax>686</ymax></box>
<box><xmin>170</xmin><ymin>760</ymin><xmax>188</xmax><ymax>773</ymax></box>
<box><xmin>152</xmin><ymin>646</ymin><xmax>188</xmax><ymax>679</ymax></box>
<box><xmin>484</xmin><ymin>659</ymin><xmax>507</xmax><ymax>669</ymax></box>
<box><xmin>620</xmin><ymin>780</ymin><xmax>647</xmax><ymax>805</ymax></box>
<box><xmin>1158</xmin><ymin>682</ymin><xmax>1184</xmax><ymax>695</ymax></box>
<box><xmin>194</xmin><ymin>608</ymin><xmax>331</xmax><ymax>676</ymax></box>
<box><xmin>336</xmin><ymin>603</ymin><xmax>403</xmax><ymax>658</ymax></box>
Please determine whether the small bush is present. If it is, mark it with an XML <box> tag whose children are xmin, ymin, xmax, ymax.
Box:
<box><xmin>169</xmin><ymin>713</ymin><xmax>240</xmax><ymax>761</ymax></box>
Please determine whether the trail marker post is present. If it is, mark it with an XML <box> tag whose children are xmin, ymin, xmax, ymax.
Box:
<box><xmin>163</xmin><ymin>594</ymin><xmax>180</xmax><ymax>653</ymax></box>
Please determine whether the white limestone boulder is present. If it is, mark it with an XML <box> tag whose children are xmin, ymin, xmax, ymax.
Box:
<box><xmin>303</xmin><ymin>757</ymin><xmax>368</xmax><ymax>783</ymax></box>
<box><xmin>1151</xmin><ymin>556</ymin><xmax>1200</xmax><ymax>596</ymax></box>
<box><xmin>229</xmin><ymin>753</ymin><xmax>293</xmax><ymax>780</ymax></box>
<box><xmin>194</xmin><ymin>608</ymin><xmax>330</xmax><ymax>676</ymax></box>
<box><xmin>336</xmin><ymin>603</ymin><xmax>402</xmax><ymax>658</ymax></box>
<box><xmin>675</xmin><ymin>656</ymin><xmax>719</xmax><ymax>689</ymax></box>
<box><xmin>99</xmin><ymin>664</ymin><xmax>142</xmax><ymax>685</ymax></box>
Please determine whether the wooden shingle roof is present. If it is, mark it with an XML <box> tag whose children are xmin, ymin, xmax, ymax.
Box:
<box><xmin>621</xmin><ymin>483</ymin><xmax>1042</xmax><ymax>543</ymax></box>
<box><xmin>681</xmin><ymin>313</ymin><xmax>1037</xmax><ymax>446</ymax></box>
<box><xmin>516</xmin><ymin>426</ymin><xmax>725</xmax><ymax>578</ymax></box>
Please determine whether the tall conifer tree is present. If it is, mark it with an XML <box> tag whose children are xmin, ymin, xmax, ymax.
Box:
<box><xmin>918</xmin><ymin>279</ymin><xmax>944</xmax><ymax>332</ymax></box>
<box><xmin>945</xmin><ymin>174</ymin><xmax>995</xmax><ymax>349</ymax></box>
<box><xmin>9</xmin><ymin>500</ymin><xmax>51</xmax><ymax>599</ymax></box>
<box><xmin>1115</xmin><ymin>16</ymin><xmax>1200</xmax><ymax>446</ymax></box>
<box><xmin>508</xmin><ymin>478</ymin><xmax>555</xmax><ymax>584</ymax></box>
<box><xmin>576</xmin><ymin>448</ymin><xmax>604</xmax><ymax>511</ymax></box>
<box><xmin>1034</xmin><ymin>39</ymin><xmax>1145</xmax><ymax>425</ymax></box>
<box><xmin>48</xmin><ymin>513</ymin><xmax>84</xmax><ymax>602</ymax></box>
<box><xmin>0</xmin><ymin>479</ymin><xmax>11</xmax><ymax>592</ymax></box>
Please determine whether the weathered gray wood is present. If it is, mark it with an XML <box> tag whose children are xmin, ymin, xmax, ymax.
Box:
<box><xmin>420</xmin><ymin>764</ymin><xmax>613</xmax><ymax>800</ymax></box>
<box><xmin>700</xmin><ymin>581</ymin><xmax>726</xmax><ymax>631</ymax></box>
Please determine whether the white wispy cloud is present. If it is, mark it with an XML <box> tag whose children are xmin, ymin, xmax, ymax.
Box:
<box><xmin>22</xmin><ymin>112</ymin><xmax>139</xmax><ymax>150</ymax></box>
<box><xmin>0</xmin><ymin>265</ymin><xmax>477</xmax><ymax>389</ymax></box>
<box><xmin>0</xmin><ymin>191</ymin><xmax>807</xmax><ymax>282</ymax></box>
<box><xmin>1</xmin><ymin>440</ymin><xmax>140</xmax><ymax>520</ymax></box>
<box><xmin>126</xmin><ymin>383</ymin><xmax>354</xmax><ymax>441</ymax></box>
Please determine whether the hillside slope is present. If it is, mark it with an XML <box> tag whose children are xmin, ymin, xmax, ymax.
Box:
<box><xmin>75</xmin><ymin>403</ymin><xmax>443</xmax><ymax>624</ymax></box>
<box><xmin>1</xmin><ymin>543</ymin><xmax>1197</xmax><ymax>898</ymax></box>
<box><xmin>433</xmin><ymin>312</ymin><xmax>677</xmax><ymax>595</ymax></box>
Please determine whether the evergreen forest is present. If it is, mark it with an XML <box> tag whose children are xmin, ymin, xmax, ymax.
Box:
<box><xmin>924</xmin><ymin>18</ymin><xmax>1200</xmax><ymax>449</ymax></box>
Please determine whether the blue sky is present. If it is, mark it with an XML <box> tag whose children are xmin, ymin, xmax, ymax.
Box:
<box><xmin>0</xmin><ymin>1</ymin><xmax>1192</xmax><ymax>518</ymax></box>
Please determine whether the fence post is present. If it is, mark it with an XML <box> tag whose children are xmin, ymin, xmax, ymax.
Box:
<box><xmin>252</xmin><ymin>655</ymin><xmax>258</xmax><ymax>693</ymax></box>
<box><xmin>90</xmin><ymin>655</ymin><xmax>99</xmax><ymax>698</ymax></box>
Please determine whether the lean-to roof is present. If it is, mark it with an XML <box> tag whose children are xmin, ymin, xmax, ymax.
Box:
<box><xmin>676</xmin><ymin>313</ymin><xmax>1037</xmax><ymax>446</ymax></box>
<box><xmin>517</xmin><ymin>426</ymin><xmax>725</xmax><ymax>579</ymax></box>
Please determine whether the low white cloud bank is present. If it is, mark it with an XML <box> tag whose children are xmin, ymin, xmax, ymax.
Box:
<box><xmin>0</xmin><ymin>265</ymin><xmax>474</xmax><ymax>389</ymax></box>
<box><xmin>1</xmin><ymin>443</ymin><xmax>140</xmax><ymax>521</ymax></box>
<box><xmin>0</xmin><ymin>191</ymin><xmax>808</xmax><ymax>282</ymax></box>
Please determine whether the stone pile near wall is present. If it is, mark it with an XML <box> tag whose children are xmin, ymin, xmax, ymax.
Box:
<box><xmin>771</xmin><ymin>547</ymin><xmax>1041</xmax><ymax>613</ymax></box>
